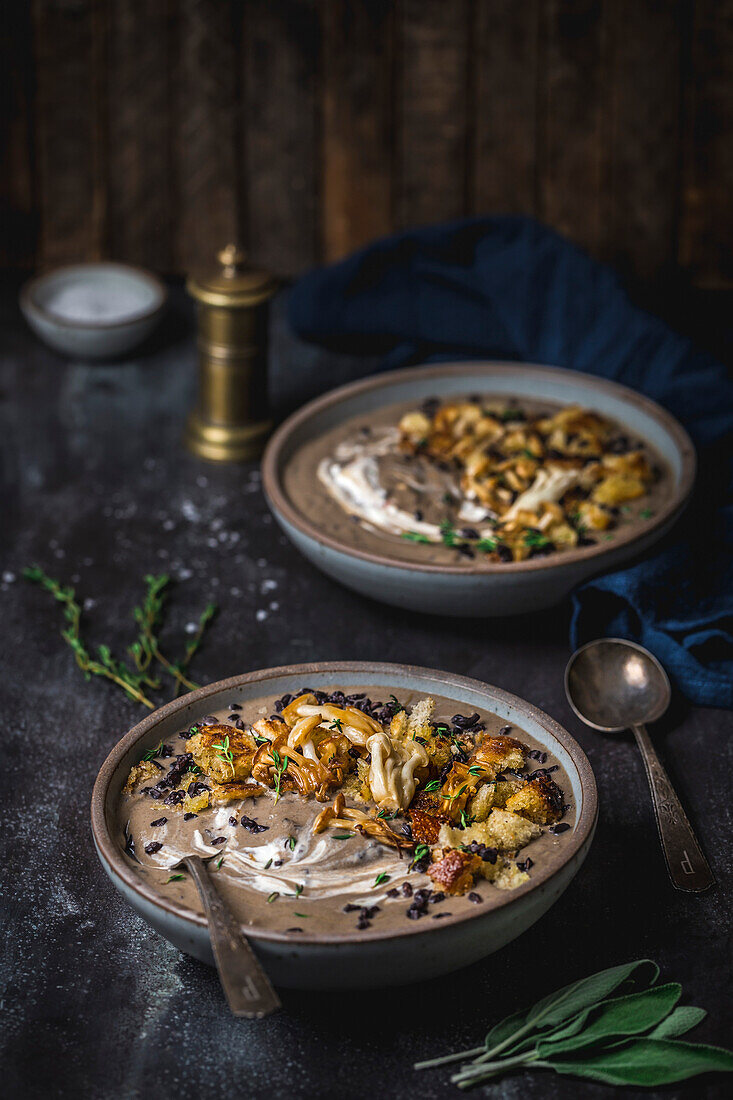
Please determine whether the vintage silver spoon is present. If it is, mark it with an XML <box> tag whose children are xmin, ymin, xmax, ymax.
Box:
<box><xmin>565</xmin><ymin>638</ymin><xmax>715</xmax><ymax>893</ymax></box>
<box><xmin>169</xmin><ymin>853</ymin><xmax>281</xmax><ymax>1017</ymax></box>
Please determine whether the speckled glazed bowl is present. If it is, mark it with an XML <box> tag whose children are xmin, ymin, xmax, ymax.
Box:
<box><xmin>91</xmin><ymin>662</ymin><xmax>598</xmax><ymax>990</ymax></box>
<box><xmin>262</xmin><ymin>363</ymin><xmax>695</xmax><ymax>616</ymax></box>
<box><xmin>20</xmin><ymin>262</ymin><xmax>166</xmax><ymax>359</ymax></box>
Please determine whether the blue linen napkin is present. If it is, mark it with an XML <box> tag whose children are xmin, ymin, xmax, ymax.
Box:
<box><xmin>288</xmin><ymin>217</ymin><xmax>733</xmax><ymax>708</ymax></box>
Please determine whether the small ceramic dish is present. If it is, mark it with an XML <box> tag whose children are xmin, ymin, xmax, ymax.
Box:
<box><xmin>262</xmin><ymin>362</ymin><xmax>696</xmax><ymax>616</ymax></box>
<box><xmin>91</xmin><ymin>661</ymin><xmax>598</xmax><ymax>989</ymax></box>
<box><xmin>20</xmin><ymin>261</ymin><xmax>166</xmax><ymax>359</ymax></box>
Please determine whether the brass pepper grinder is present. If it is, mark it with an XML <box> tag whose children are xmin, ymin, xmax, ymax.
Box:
<box><xmin>185</xmin><ymin>244</ymin><xmax>278</xmax><ymax>462</ymax></box>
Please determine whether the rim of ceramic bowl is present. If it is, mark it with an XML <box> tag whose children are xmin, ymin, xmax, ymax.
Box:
<box><xmin>91</xmin><ymin>661</ymin><xmax>598</xmax><ymax>947</ymax></box>
<box><xmin>262</xmin><ymin>362</ymin><xmax>696</xmax><ymax>576</ymax></box>
<box><xmin>20</xmin><ymin>261</ymin><xmax>167</xmax><ymax>330</ymax></box>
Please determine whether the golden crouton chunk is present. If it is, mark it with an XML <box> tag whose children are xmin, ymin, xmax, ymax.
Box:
<box><xmin>252</xmin><ymin>715</ymin><xmax>289</xmax><ymax>741</ymax></box>
<box><xmin>408</xmin><ymin>791</ymin><xmax>452</xmax><ymax>843</ymax></box>
<box><xmin>209</xmin><ymin>780</ymin><xmax>264</xmax><ymax>805</ymax></box>
<box><xmin>186</xmin><ymin>724</ymin><xmax>258</xmax><ymax>784</ymax></box>
<box><xmin>477</xmin><ymin>858</ymin><xmax>530</xmax><ymax>890</ymax></box>
<box><xmin>408</xmin><ymin>807</ymin><xmax>451</xmax><ymax>845</ymax></box>
<box><xmin>592</xmin><ymin>474</ymin><xmax>646</xmax><ymax>506</ymax></box>
<box><xmin>427</xmin><ymin>848</ymin><xmax>481</xmax><ymax>895</ymax></box>
<box><xmin>505</xmin><ymin>776</ymin><xmax>564</xmax><ymax>825</ymax></box>
<box><xmin>490</xmin><ymin>776</ymin><xmax>526</xmax><ymax>808</ymax></box>
<box><xmin>467</xmin><ymin>783</ymin><xmax>495</xmax><ymax>822</ymax></box>
<box><xmin>439</xmin><ymin>809</ymin><xmax>540</xmax><ymax>854</ymax></box>
<box><xmin>123</xmin><ymin>760</ymin><xmax>160</xmax><ymax>794</ymax></box>
<box><xmin>469</xmin><ymin>734</ymin><xmax>527</xmax><ymax>778</ymax></box>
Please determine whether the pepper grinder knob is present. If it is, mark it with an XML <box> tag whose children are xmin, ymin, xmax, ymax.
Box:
<box><xmin>217</xmin><ymin>243</ymin><xmax>246</xmax><ymax>278</ymax></box>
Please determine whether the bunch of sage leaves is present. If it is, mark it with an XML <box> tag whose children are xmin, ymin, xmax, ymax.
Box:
<box><xmin>415</xmin><ymin>959</ymin><xmax>732</xmax><ymax>1088</ymax></box>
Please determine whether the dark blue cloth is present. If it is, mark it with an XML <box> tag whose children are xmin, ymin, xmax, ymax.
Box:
<box><xmin>289</xmin><ymin>217</ymin><xmax>733</xmax><ymax>708</ymax></box>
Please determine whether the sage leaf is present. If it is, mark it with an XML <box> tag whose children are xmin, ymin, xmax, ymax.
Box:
<box><xmin>535</xmin><ymin>983</ymin><xmax>682</xmax><ymax>1057</ymax></box>
<box><xmin>475</xmin><ymin>959</ymin><xmax>660</xmax><ymax>1066</ymax></box>
<box><xmin>483</xmin><ymin>1009</ymin><xmax>526</xmax><ymax>1051</ymax></box>
<box><xmin>526</xmin><ymin>959</ymin><xmax>659</xmax><ymax>1029</ymax></box>
<box><xmin>647</xmin><ymin>1006</ymin><xmax>707</xmax><ymax>1041</ymax></box>
<box><xmin>539</xmin><ymin>1037</ymin><xmax>733</xmax><ymax>1087</ymax></box>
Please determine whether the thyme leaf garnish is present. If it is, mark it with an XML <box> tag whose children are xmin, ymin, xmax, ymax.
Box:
<box><xmin>272</xmin><ymin>750</ymin><xmax>289</xmax><ymax>803</ymax></box>
<box><xmin>423</xmin><ymin>779</ymin><xmax>442</xmax><ymax>792</ymax></box>
<box><xmin>211</xmin><ymin>733</ymin><xmax>235</xmax><ymax>778</ymax></box>
<box><xmin>388</xmin><ymin>694</ymin><xmax>405</xmax><ymax>714</ymax></box>
<box><xmin>440</xmin><ymin>519</ymin><xmax>458</xmax><ymax>547</ymax></box>
<box><xmin>402</xmin><ymin>531</ymin><xmax>431</xmax><ymax>543</ymax></box>
<box><xmin>372</xmin><ymin>872</ymin><xmax>390</xmax><ymax>889</ymax></box>
<box><xmin>141</xmin><ymin>741</ymin><xmax>163</xmax><ymax>761</ymax></box>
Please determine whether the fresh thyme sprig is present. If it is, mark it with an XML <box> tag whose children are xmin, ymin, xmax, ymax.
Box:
<box><xmin>271</xmin><ymin>749</ymin><xmax>289</xmax><ymax>803</ymax></box>
<box><xmin>24</xmin><ymin>567</ymin><xmax>156</xmax><ymax>708</ymax></box>
<box><xmin>173</xmin><ymin>601</ymin><xmax>217</xmax><ymax>698</ymax></box>
<box><xmin>130</xmin><ymin>574</ymin><xmax>216</xmax><ymax>697</ymax></box>
<box><xmin>414</xmin><ymin>959</ymin><xmax>733</xmax><ymax>1089</ymax></box>
<box><xmin>211</xmin><ymin>733</ymin><xmax>235</xmax><ymax>779</ymax></box>
<box><xmin>24</xmin><ymin>566</ymin><xmax>218</xmax><ymax>709</ymax></box>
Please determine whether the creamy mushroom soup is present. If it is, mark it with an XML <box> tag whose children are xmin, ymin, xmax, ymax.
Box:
<box><xmin>118</xmin><ymin>685</ymin><xmax>576</xmax><ymax>937</ymax></box>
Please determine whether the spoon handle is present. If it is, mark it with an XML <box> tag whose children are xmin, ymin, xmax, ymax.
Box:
<box><xmin>631</xmin><ymin>724</ymin><xmax>715</xmax><ymax>893</ymax></box>
<box><xmin>183</xmin><ymin>855</ymin><xmax>281</xmax><ymax>1017</ymax></box>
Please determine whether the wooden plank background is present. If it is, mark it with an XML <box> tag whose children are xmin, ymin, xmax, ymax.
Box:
<box><xmin>2</xmin><ymin>0</ymin><xmax>732</xmax><ymax>288</ymax></box>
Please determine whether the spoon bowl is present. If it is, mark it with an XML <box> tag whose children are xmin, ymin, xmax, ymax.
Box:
<box><xmin>565</xmin><ymin>638</ymin><xmax>671</xmax><ymax>732</ymax></box>
<box><xmin>565</xmin><ymin>638</ymin><xmax>714</xmax><ymax>893</ymax></box>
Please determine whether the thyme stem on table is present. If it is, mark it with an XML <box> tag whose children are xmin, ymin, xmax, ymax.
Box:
<box><xmin>130</xmin><ymin>574</ymin><xmax>206</xmax><ymax>695</ymax></box>
<box><xmin>172</xmin><ymin>601</ymin><xmax>217</xmax><ymax>697</ymax></box>
<box><xmin>24</xmin><ymin>566</ymin><xmax>156</xmax><ymax>708</ymax></box>
<box><xmin>24</xmin><ymin>566</ymin><xmax>218</xmax><ymax>709</ymax></box>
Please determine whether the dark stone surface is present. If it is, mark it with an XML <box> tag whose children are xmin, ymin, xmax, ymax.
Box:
<box><xmin>1</xmin><ymin>282</ymin><xmax>731</xmax><ymax>1099</ymax></box>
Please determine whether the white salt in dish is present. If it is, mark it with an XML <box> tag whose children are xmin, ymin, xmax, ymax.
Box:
<box><xmin>20</xmin><ymin>262</ymin><xmax>166</xmax><ymax>359</ymax></box>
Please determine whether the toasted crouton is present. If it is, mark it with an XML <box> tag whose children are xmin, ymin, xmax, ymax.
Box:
<box><xmin>186</xmin><ymin>724</ymin><xmax>258</xmax><ymax>783</ymax></box>
<box><xmin>467</xmin><ymin>783</ymin><xmax>495</xmax><ymax>822</ymax></box>
<box><xmin>505</xmin><ymin>775</ymin><xmax>564</xmax><ymax>824</ymax></box>
<box><xmin>482</xmin><ymin>859</ymin><xmax>530</xmax><ymax>890</ymax></box>
<box><xmin>409</xmin><ymin>807</ymin><xmax>451</xmax><ymax>845</ymax></box>
<box><xmin>490</xmin><ymin>775</ymin><xmax>526</xmax><ymax>808</ymax></box>
<box><xmin>252</xmin><ymin>715</ymin><xmax>289</xmax><ymax>742</ymax></box>
<box><xmin>407</xmin><ymin>790</ymin><xmax>451</xmax><ymax>843</ymax></box>
<box><xmin>407</xmin><ymin>697</ymin><xmax>435</xmax><ymax>737</ymax></box>
<box><xmin>209</xmin><ymin>780</ymin><xmax>264</xmax><ymax>805</ymax></box>
<box><xmin>427</xmin><ymin>848</ymin><xmax>481</xmax><ymax>895</ymax></box>
<box><xmin>439</xmin><ymin>809</ymin><xmax>540</xmax><ymax>853</ymax></box>
<box><xmin>123</xmin><ymin>760</ymin><xmax>160</xmax><ymax>794</ymax></box>
<box><xmin>469</xmin><ymin>734</ymin><xmax>527</xmax><ymax>777</ymax></box>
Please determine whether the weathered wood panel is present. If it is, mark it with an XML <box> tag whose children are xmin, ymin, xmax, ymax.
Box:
<box><xmin>243</xmin><ymin>0</ymin><xmax>320</xmax><ymax>277</ymax></box>
<box><xmin>1</xmin><ymin>3</ymin><xmax>36</xmax><ymax>267</ymax></box>
<box><xmin>3</xmin><ymin>0</ymin><xmax>733</xmax><ymax>287</ymax></box>
<box><xmin>395</xmin><ymin>0</ymin><xmax>470</xmax><ymax>228</ymax></box>
<box><xmin>32</xmin><ymin>0</ymin><xmax>105</xmax><ymax>268</ymax></box>
<box><xmin>473</xmin><ymin>0</ymin><xmax>540</xmax><ymax>217</ymax></box>
<box><xmin>604</xmin><ymin>0</ymin><xmax>683</xmax><ymax>284</ymax></box>
<box><xmin>321</xmin><ymin>0</ymin><xmax>394</xmax><ymax>260</ymax></box>
<box><xmin>680</xmin><ymin>0</ymin><xmax>733</xmax><ymax>286</ymax></box>
<box><xmin>174</xmin><ymin>0</ymin><xmax>240</xmax><ymax>272</ymax></box>
<box><xmin>538</xmin><ymin>0</ymin><xmax>608</xmax><ymax>254</ymax></box>
<box><xmin>106</xmin><ymin>0</ymin><xmax>174</xmax><ymax>270</ymax></box>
